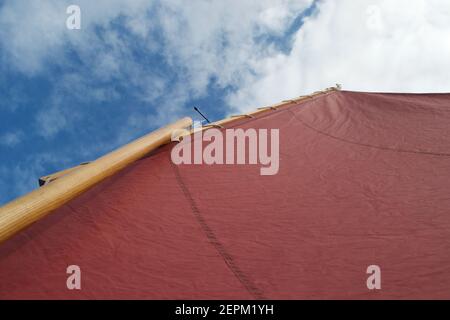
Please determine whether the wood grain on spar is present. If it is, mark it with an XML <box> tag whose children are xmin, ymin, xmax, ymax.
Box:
<box><xmin>0</xmin><ymin>117</ymin><xmax>193</xmax><ymax>244</ymax></box>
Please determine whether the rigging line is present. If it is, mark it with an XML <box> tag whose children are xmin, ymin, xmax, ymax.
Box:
<box><xmin>194</xmin><ymin>107</ymin><xmax>211</xmax><ymax>124</ymax></box>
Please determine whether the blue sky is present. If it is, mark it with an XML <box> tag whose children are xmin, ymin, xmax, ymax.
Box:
<box><xmin>0</xmin><ymin>0</ymin><xmax>449</xmax><ymax>205</ymax></box>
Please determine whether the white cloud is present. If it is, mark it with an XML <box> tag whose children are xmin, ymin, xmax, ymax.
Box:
<box><xmin>153</xmin><ymin>0</ymin><xmax>312</xmax><ymax>94</ymax></box>
<box><xmin>0</xmin><ymin>131</ymin><xmax>24</xmax><ymax>147</ymax></box>
<box><xmin>35</xmin><ymin>104</ymin><xmax>68</xmax><ymax>139</ymax></box>
<box><xmin>0</xmin><ymin>0</ymin><xmax>312</xmax><ymax>105</ymax></box>
<box><xmin>0</xmin><ymin>0</ymin><xmax>153</xmax><ymax>74</ymax></box>
<box><xmin>228</xmin><ymin>0</ymin><xmax>450</xmax><ymax>111</ymax></box>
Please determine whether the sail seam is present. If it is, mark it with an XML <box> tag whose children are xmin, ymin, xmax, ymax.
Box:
<box><xmin>289</xmin><ymin>109</ymin><xmax>450</xmax><ymax>157</ymax></box>
<box><xmin>171</xmin><ymin>162</ymin><xmax>266</xmax><ymax>299</ymax></box>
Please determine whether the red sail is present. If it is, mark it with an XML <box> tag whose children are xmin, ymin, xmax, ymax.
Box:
<box><xmin>1</xmin><ymin>90</ymin><xmax>450</xmax><ymax>299</ymax></box>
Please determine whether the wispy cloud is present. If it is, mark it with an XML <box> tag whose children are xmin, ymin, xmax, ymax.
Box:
<box><xmin>0</xmin><ymin>131</ymin><xmax>23</xmax><ymax>147</ymax></box>
<box><xmin>0</xmin><ymin>0</ymin><xmax>314</xmax><ymax>130</ymax></box>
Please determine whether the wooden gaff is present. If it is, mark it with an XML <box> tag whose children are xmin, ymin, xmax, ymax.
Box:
<box><xmin>0</xmin><ymin>117</ymin><xmax>193</xmax><ymax>244</ymax></box>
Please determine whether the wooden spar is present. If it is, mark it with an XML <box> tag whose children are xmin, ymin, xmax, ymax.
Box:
<box><xmin>39</xmin><ymin>163</ymin><xmax>90</xmax><ymax>186</ymax></box>
<box><xmin>0</xmin><ymin>117</ymin><xmax>193</xmax><ymax>244</ymax></box>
